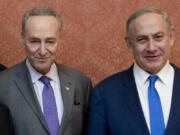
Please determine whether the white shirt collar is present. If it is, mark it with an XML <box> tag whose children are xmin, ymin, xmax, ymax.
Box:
<box><xmin>26</xmin><ymin>59</ymin><xmax>59</xmax><ymax>83</ymax></box>
<box><xmin>133</xmin><ymin>61</ymin><xmax>174</xmax><ymax>87</ymax></box>
<box><xmin>157</xmin><ymin>62</ymin><xmax>174</xmax><ymax>86</ymax></box>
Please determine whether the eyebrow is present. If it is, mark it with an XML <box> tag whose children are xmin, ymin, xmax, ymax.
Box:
<box><xmin>46</xmin><ymin>38</ymin><xmax>57</xmax><ymax>41</ymax></box>
<box><xmin>28</xmin><ymin>37</ymin><xmax>40</xmax><ymax>41</ymax></box>
<box><xmin>28</xmin><ymin>37</ymin><xmax>57</xmax><ymax>41</ymax></box>
<box><xmin>154</xmin><ymin>32</ymin><xmax>165</xmax><ymax>35</ymax></box>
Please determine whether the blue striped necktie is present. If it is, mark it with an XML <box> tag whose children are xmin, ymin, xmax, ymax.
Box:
<box><xmin>148</xmin><ymin>75</ymin><xmax>165</xmax><ymax>135</ymax></box>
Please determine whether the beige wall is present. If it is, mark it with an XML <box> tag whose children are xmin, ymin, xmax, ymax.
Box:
<box><xmin>0</xmin><ymin>0</ymin><xmax>180</xmax><ymax>85</ymax></box>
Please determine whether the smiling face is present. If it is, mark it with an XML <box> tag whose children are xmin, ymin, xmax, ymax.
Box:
<box><xmin>126</xmin><ymin>13</ymin><xmax>174</xmax><ymax>74</ymax></box>
<box><xmin>23</xmin><ymin>16</ymin><xmax>60</xmax><ymax>74</ymax></box>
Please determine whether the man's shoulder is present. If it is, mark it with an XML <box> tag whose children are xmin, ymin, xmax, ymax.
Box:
<box><xmin>91</xmin><ymin>67</ymin><xmax>134</xmax><ymax>99</ymax></box>
<box><xmin>56</xmin><ymin>63</ymin><xmax>90</xmax><ymax>81</ymax></box>
<box><xmin>95</xmin><ymin>66</ymin><xmax>133</xmax><ymax>89</ymax></box>
<box><xmin>173</xmin><ymin>64</ymin><xmax>180</xmax><ymax>70</ymax></box>
<box><xmin>0</xmin><ymin>61</ymin><xmax>25</xmax><ymax>79</ymax></box>
<box><xmin>171</xmin><ymin>64</ymin><xmax>180</xmax><ymax>77</ymax></box>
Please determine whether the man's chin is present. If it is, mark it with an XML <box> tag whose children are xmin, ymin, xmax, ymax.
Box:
<box><xmin>33</xmin><ymin>64</ymin><xmax>51</xmax><ymax>74</ymax></box>
<box><xmin>145</xmin><ymin>65</ymin><xmax>162</xmax><ymax>74</ymax></box>
<box><xmin>36</xmin><ymin>68</ymin><xmax>49</xmax><ymax>74</ymax></box>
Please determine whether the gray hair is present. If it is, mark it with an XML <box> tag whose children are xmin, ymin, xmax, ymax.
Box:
<box><xmin>126</xmin><ymin>7</ymin><xmax>171</xmax><ymax>37</ymax></box>
<box><xmin>22</xmin><ymin>6</ymin><xmax>62</xmax><ymax>36</ymax></box>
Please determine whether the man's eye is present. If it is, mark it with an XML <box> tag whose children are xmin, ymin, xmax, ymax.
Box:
<box><xmin>137</xmin><ymin>38</ymin><xmax>145</xmax><ymax>41</ymax></box>
<box><xmin>47</xmin><ymin>41</ymin><xmax>55</xmax><ymax>44</ymax></box>
<box><xmin>30</xmin><ymin>41</ymin><xmax>37</xmax><ymax>43</ymax></box>
<box><xmin>30</xmin><ymin>40</ymin><xmax>40</xmax><ymax>43</ymax></box>
<box><xmin>137</xmin><ymin>37</ymin><xmax>147</xmax><ymax>43</ymax></box>
<box><xmin>154</xmin><ymin>35</ymin><xmax>163</xmax><ymax>41</ymax></box>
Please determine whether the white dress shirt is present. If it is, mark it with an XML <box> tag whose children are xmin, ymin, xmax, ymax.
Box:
<box><xmin>133</xmin><ymin>61</ymin><xmax>174</xmax><ymax>131</ymax></box>
<box><xmin>26</xmin><ymin>59</ymin><xmax>64</xmax><ymax>125</ymax></box>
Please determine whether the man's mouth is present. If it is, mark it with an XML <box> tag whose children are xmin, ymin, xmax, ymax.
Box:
<box><xmin>145</xmin><ymin>55</ymin><xmax>160</xmax><ymax>61</ymax></box>
<box><xmin>35</xmin><ymin>57</ymin><xmax>49</xmax><ymax>62</ymax></box>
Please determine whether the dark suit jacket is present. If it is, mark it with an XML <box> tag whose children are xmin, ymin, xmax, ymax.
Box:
<box><xmin>0</xmin><ymin>103</ymin><xmax>14</xmax><ymax>135</ymax></box>
<box><xmin>0</xmin><ymin>60</ymin><xmax>92</xmax><ymax>135</ymax></box>
<box><xmin>88</xmin><ymin>65</ymin><xmax>180</xmax><ymax>135</ymax></box>
<box><xmin>0</xmin><ymin>64</ymin><xmax>6</xmax><ymax>72</ymax></box>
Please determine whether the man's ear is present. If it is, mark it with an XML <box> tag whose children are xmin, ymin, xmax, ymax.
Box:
<box><xmin>125</xmin><ymin>36</ymin><xmax>133</xmax><ymax>52</ymax></box>
<box><xmin>169</xmin><ymin>26</ymin><xmax>175</xmax><ymax>47</ymax></box>
<box><xmin>21</xmin><ymin>36</ymin><xmax>26</xmax><ymax>48</ymax></box>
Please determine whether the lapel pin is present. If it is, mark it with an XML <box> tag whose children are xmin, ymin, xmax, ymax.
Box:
<box><xmin>65</xmin><ymin>86</ymin><xmax>70</xmax><ymax>91</ymax></box>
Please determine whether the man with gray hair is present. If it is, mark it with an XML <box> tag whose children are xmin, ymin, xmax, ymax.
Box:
<box><xmin>88</xmin><ymin>7</ymin><xmax>180</xmax><ymax>135</ymax></box>
<box><xmin>0</xmin><ymin>6</ymin><xmax>92</xmax><ymax>135</ymax></box>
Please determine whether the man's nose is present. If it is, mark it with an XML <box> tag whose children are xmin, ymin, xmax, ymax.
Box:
<box><xmin>39</xmin><ymin>42</ymin><xmax>47</xmax><ymax>55</ymax></box>
<box><xmin>147</xmin><ymin>38</ymin><xmax>156</xmax><ymax>51</ymax></box>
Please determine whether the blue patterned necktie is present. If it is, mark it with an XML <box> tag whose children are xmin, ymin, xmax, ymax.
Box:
<box><xmin>39</xmin><ymin>76</ymin><xmax>59</xmax><ymax>135</ymax></box>
<box><xmin>148</xmin><ymin>75</ymin><xmax>165</xmax><ymax>135</ymax></box>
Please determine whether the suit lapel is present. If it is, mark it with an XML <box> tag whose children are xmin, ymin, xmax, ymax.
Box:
<box><xmin>123</xmin><ymin>66</ymin><xmax>150</xmax><ymax>135</ymax></box>
<box><xmin>57</xmin><ymin>64</ymin><xmax>75</xmax><ymax>135</ymax></box>
<box><xmin>14</xmin><ymin>61</ymin><xmax>49</xmax><ymax>133</ymax></box>
<box><xmin>165</xmin><ymin>67</ymin><xmax>180</xmax><ymax>135</ymax></box>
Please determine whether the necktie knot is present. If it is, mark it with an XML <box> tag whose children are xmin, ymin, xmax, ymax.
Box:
<box><xmin>149</xmin><ymin>75</ymin><xmax>158</xmax><ymax>85</ymax></box>
<box><xmin>39</xmin><ymin>76</ymin><xmax>51</xmax><ymax>85</ymax></box>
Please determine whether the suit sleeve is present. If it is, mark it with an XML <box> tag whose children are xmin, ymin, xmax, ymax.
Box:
<box><xmin>0</xmin><ymin>104</ymin><xmax>14</xmax><ymax>135</ymax></box>
<box><xmin>83</xmin><ymin>79</ymin><xmax>93</xmax><ymax>135</ymax></box>
<box><xmin>88</xmin><ymin>86</ymin><xmax>108</xmax><ymax>135</ymax></box>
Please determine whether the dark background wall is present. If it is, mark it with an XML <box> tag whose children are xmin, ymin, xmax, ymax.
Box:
<box><xmin>0</xmin><ymin>0</ymin><xmax>180</xmax><ymax>85</ymax></box>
